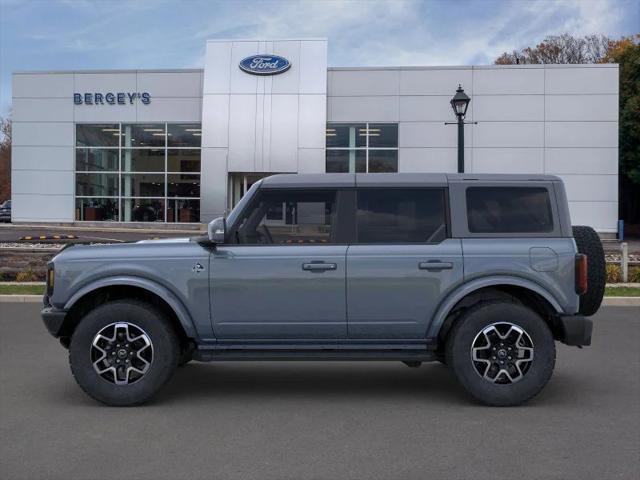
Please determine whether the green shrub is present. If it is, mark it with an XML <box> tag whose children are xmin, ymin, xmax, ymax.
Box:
<box><xmin>606</xmin><ymin>264</ymin><xmax>621</xmax><ymax>283</ymax></box>
<box><xmin>607</xmin><ymin>264</ymin><xmax>640</xmax><ymax>283</ymax></box>
<box><xmin>15</xmin><ymin>268</ymin><xmax>41</xmax><ymax>282</ymax></box>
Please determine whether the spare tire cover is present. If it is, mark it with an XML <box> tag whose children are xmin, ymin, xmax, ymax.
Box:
<box><xmin>572</xmin><ymin>225</ymin><xmax>606</xmax><ymax>316</ymax></box>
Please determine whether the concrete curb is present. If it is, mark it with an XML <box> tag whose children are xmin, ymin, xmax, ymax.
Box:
<box><xmin>601</xmin><ymin>297</ymin><xmax>640</xmax><ymax>306</ymax></box>
<box><xmin>0</xmin><ymin>295</ymin><xmax>43</xmax><ymax>303</ymax></box>
<box><xmin>2</xmin><ymin>295</ymin><xmax>639</xmax><ymax>306</ymax></box>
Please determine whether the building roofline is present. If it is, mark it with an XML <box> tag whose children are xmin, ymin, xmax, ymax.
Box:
<box><xmin>328</xmin><ymin>63</ymin><xmax>618</xmax><ymax>71</ymax></box>
<box><xmin>13</xmin><ymin>68</ymin><xmax>204</xmax><ymax>75</ymax></box>
<box><xmin>13</xmin><ymin>62</ymin><xmax>618</xmax><ymax>76</ymax></box>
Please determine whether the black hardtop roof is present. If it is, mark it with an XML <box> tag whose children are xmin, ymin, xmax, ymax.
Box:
<box><xmin>259</xmin><ymin>173</ymin><xmax>561</xmax><ymax>188</ymax></box>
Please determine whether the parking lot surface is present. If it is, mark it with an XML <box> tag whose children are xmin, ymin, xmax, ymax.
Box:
<box><xmin>1</xmin><ymin>304</ymin><xmax>638</xmax><ymax>480</ymax></box>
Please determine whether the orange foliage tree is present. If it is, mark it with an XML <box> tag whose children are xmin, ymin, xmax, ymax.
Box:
<box><xmin>495</xmin><ymin>34</ymin><xmax>640</xmax><ymax>230</ymax></box>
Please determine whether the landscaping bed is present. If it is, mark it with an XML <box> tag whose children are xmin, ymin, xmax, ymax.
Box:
<box><xmin>0</xmin><ymin>250</ymin><xmax>53</xmax><ymax>281</ymax></box>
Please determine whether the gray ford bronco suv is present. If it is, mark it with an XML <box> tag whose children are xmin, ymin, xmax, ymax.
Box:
<box><xmin>41</xmin><ymin>173</ymin><xmax>605</xmax><ymax>407</ymax></box>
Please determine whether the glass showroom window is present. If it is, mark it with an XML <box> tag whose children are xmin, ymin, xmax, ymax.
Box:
<box><xmin>325</xmin><ymin>123</ymin><xmax>398</xmax><ymax>173</ymax></box>
<box><xmin>75</xmin><ymin>123</ymin><xmax>201</xmax><ymax>222</ymax></box>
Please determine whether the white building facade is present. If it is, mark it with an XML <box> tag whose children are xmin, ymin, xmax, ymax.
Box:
<box><xmin>11</xmin><ymin>38</ymin><xmax>619</xmax><ymax>233</ymax></box>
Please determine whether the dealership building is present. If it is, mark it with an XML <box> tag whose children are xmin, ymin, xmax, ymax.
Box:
<box><xmin>11</xmin><ymin>39</ymin><xmax>619</xmax><ymax>233</ymax></box>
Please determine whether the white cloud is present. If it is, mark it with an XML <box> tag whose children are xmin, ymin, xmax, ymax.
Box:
<box><xmin>0</xmin><ymin>0</ymin><xmax>634</xmax><ymax>115</ymax></box>
<box><xmin>189</xmin><ymin>0</ymin><xmax>629</xmax><ymax>67</ymax></box>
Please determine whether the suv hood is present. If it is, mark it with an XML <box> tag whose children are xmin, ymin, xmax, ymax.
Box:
<box><xmin>136</xmin><ymin>237</ymin><xmax>191</xmax><ymax>244</ymax></box>
<box><xmin>52</xmin><ymin>237</ymin><xmax>197</xmax><ymax>263</ymax></box>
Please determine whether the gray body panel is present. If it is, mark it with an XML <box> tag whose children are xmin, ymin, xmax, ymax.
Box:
<box><xmin>47</xmin><ymin>173</ymin><xmax>581</xmax><ymax>349</ymax></box>
<box><xmin>461</xmin><ymin>238</ymin><xmax>579</xmax><ymax>314</ymax></box>
<box><xmin>346</xmin><ymin>240</ymin><xmax>463</xmax><ymax>339</ymax></box>
<box><xmin>210</xmin><ymin>245</ymin><xmax>348</xmax><ymax>339</ymax></box>
<box><xmin>50</xmin><ymin>239</ymin><xmax>213</xmax><ymax>339</ymax></box>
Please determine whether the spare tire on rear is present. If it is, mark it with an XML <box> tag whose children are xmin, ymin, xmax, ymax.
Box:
<box><xmin>572</xmin><ymin>225</ymin><xmax>606</xmax><ymax>316</ymax></box>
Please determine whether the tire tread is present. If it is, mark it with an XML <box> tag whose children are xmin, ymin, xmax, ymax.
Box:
<box><xmin>445</xmin><ymin>301</ymin><xmax>556</xmax><ymax>407</ymax></box>
<box><xmin>69</xmin><ymin>299</ymin><xmax>179</xmax><ymax>406</ymax></box>
<box><xmin>572</xmin><ymin>225</ymin><xmax>606</xmax><ymax>316</ymax></box>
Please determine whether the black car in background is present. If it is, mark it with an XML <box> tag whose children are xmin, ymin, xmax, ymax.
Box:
<box><xmin>0</xmin><ymin>200</ymin><xmax>11</xmax><ymax>222</ymax></box>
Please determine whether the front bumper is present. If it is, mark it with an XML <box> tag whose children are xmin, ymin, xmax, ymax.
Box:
<box><xmin>41</xmin><ymin>306</ymin><xmax>67</xmax><ymax>337</ymax></box>
<box><xmin>557</xmin><ymin>314</ymin><xmax>593</xmax><ymax>346</ymax></box>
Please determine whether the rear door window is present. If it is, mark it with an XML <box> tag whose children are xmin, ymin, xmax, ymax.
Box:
<box><xmin>356</xmin><ymin>188</ymin><xmax>447</xmax><ymax>243</ymax></box>
<box><xmin>466</xmin><ymin>187</ymin><xmax>553</xmax><ymax>233</ymax></box>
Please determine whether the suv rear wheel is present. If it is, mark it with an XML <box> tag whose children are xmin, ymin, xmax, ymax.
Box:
<box><xmin>69</xmin><ymin>300</ymin><xmax>179</xmax><ymax>406</ymax></box>
<box><xmin>446</xmin><ymin>302</ymin><xmax>555</xmax><ymax>406</ymax></box>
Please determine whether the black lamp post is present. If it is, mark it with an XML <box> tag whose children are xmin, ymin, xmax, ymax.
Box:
<box><xmin>449</xmin><ymin>84</ymin><xmax>471</xmax><ymax>173</ymax></box>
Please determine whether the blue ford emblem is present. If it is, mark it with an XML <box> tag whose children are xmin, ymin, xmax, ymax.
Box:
<box><xmin>239</xmin><ymin>55</ymin><xmax>291</xmax><ymax>75</ymax></box>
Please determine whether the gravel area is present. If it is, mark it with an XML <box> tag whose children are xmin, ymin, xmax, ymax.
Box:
<box><xmin>606</xmin><ymin>253</ymin><xmax>640</xmax><ymax>263</ymax></box>
<box><xmin>0</xmin><ymin>242</ymin><xmax>64</xmax><ymax>250</ymax></box>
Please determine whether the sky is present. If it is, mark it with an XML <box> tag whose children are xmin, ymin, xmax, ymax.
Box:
<box><xmin>0</xmin><ymin>0</ymin><xmax>638</xmax><ymax>116</ymax></box>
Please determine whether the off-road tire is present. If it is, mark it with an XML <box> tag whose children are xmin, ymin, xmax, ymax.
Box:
<box><xmin>178</xmin><ymin>348</ymin><xmax>194</xmax><ymax>367</ymax></box>
<box><xmin>69</xmin><ymin>300</ymin><xmax>179</xmax><ymax>406</ymax></box>
<box><xmin>446</xmin><ymin>302</ymin><xmax>556</xmax><ymax>407</ymax></box>
<box><xmin>572</xmin><ymin>225</ymin><xmax>606</xmax><ymax>316</ymax></box>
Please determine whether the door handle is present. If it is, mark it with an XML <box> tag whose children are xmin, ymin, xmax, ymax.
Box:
<box><xmin>302</xmin><ymin>262</ymin><xmax>337</xmax><ymax>272</ymax></box>
<box><xmin>419</xmin><ymin>261</ymin><xmax>453</xmax><ymax>271</ymax></box>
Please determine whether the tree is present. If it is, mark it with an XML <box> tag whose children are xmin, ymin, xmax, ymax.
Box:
<box><xmin>495</xmin><ymin>34</ymin><xmax>640</xmax><ymax>231</ymax></box>
<box><xmin>495</xmin><ymin>34</ymin><xmax>610</xmax><ymax>65</ymax></box>
<box><xmin>0</xmin><ymin>116</ymin><xmax>10</xmax><ymax>202</ymax></box>
<box><xmin>601</xmin><ymin>35</ymin><xmax>640</xmax><ymax>232</ymax></box>
<box><xmin>601</xmin><ymin>35</ymin><xmax>640</xmax><ymax>183</ymax></box>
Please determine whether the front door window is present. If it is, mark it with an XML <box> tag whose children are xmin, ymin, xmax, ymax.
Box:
<box><xmin>232</xmin><ymin>190</ymin><xmax>337</xmax><ymax>245</ymax></box>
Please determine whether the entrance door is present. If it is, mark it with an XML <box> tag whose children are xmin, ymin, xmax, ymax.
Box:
<box><xmin>211</xmin><ymin>188</ymin><xmax>348</xmax><ymax>339</ymax></box>
<box><xmin>228</xmin><ymin>173</ymin><xmax>275</xmax><ymax>212</ymax></box>
<box><xmin>346</xmin><ymin>188</ymin><xmax>463</xmax><ymax>339</ymax></box>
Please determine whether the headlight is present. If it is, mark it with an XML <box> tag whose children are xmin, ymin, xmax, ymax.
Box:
<box><xmin>46</xmin><ymin>264</ymin><xmax>54</xmax><ymax>296</ymax></box>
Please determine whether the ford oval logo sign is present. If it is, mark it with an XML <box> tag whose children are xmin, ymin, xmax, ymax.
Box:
<box><xmin>239</xmin><ymin>55</ymin><xmax>291</xmax><ymax>75</ymax></box>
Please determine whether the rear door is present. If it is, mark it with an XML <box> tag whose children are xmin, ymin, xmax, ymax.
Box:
<box><xmin>346</xmin><ymin>187</ymin><xmax>463</xmax><ymax>339</ymax></box>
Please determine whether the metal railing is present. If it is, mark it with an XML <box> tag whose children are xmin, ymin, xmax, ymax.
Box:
<box><xmin>605</xmin><ymin>242</ymin><xmax>639</xmax><ymax>283</ymax></box>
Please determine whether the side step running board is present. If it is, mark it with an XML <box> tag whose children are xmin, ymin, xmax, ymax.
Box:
<box><xmin>193</xmin><ymin>349</ymin><xmax>437</xmax><ymax>362</ymax></box>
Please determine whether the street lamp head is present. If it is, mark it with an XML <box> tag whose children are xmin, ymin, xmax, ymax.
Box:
<box><xmin>451</xmin><ymin>84</ymin><xmax>470</xmax><ymax>118</ymax></box>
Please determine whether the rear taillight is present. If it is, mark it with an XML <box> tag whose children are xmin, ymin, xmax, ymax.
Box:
<box><xmin>46</xmin><ymin>264</ymin><xmax>54</xmax><ymax>296</ymax></box>
<box><xmin>575</xmin><ymin>254</ymin><xmax>588</xmax><ymax>295</ymax></box>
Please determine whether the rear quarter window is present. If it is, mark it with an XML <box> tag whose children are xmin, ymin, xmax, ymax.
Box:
<box><xmin>466</xmin><ymin>187</ymin><xmax>554</xmax><ymax>234</ymax></box>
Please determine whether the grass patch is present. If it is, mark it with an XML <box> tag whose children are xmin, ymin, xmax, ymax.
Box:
<box><xmin>604</xmin><ymin>286</ymin><xmax>640</xmax><ymax>297</ymax></box>
<box><xmin>0</xmin><ymin>284</ymin><xmax>45</xmax><ymax>295</ymax></box>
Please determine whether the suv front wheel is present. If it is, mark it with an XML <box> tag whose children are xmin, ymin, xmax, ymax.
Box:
<box><xmin>69</xmin><ymin>300</ymin><xmax>180</xmax><ymax>406</ymax></box>
<box><xmin>446</xmin><ymin>302</ymin><xmax>556</xmax><ymax>406</ymax></box>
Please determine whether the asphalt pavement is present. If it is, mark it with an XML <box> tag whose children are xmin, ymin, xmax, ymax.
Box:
<box><xmin>1</xmin><ymin>304</ymin><xmax>638</xmax><ymax>480</ymax></box>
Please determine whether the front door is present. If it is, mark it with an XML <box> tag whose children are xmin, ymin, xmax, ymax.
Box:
<box><xmin>210</xmin><ymin>188</ymin><xmax>347</xmax><ymax>339</ymax></box>
<box><xmin>346</xmin><ymin>188</ymin><xmax>464</xmax><ymax>339</ymax></box>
